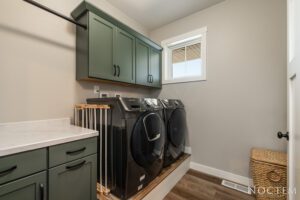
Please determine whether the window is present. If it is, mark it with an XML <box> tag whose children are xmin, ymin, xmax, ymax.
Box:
<box><xmin>162</xmin><ymin>27</ymin><xmax>207</xmax><ymax>84</ymax></box>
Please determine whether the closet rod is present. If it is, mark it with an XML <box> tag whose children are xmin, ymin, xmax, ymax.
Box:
<box><xmin>23</xmin><ymin>0</ymin><xmax>87</xmax><ymax>29</ymax></box>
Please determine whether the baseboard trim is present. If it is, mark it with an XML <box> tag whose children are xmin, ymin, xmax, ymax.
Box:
<box><xmin>184</xmin><ymin>146</ymin><xmax>192</xmax><ymax>154</ymax></box>
<box><xmin>190</xmin><ymin>162</ymin><xmax>253</xmax><ymax>187</ymax></box>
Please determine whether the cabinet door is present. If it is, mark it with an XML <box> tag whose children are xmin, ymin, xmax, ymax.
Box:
<box><xmin>136</xmin><ymin>39</ymin><xmax>151</xmax><ymax>86</ymax></box>
<box><xmin>89</xmin><ymin>12</ymin><xmax>117</xmax><ymax>81</ymax></box>
<box><xmin>116</xmin><ymin>29</ymin><xmax>135</xmax><ymax>83</ymax></box>
<box><xmin>49</xmin><ymin>155</ymin><xmax>97</xmax><ymax>200</ymax></box>
<box><xmin>150</xmin><ymin>48</ymin><xmax>162</xmax><ymax>88</ymax></box>
<box><xmin>0</xmin><ymin>171</ymin><xmax>46</xmax><ymax>200</ymax></box>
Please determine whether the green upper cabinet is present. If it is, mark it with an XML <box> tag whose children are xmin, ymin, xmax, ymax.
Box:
<box><xmin>89</xmin><ymin>12</ymin><xmax>117</xmax><ymax>81</ymax></box>
<box><xmin>0</xmin><ymin>172</ymin><xmax>46</xmax><ymax>200</ymax></box>
<box><xmin>136</xmin><ymin>39</ymin><xmax>150</xmax><ymax>87</ymax></box>
<box><xmin>150</xmin><ymin>48</ymin><xmax>162</xmax><ymax>88</ymax></box>
<box><xmin>72</xmin><ymin>2</ymin><xmax>162</xmax><ymax>88</ymax></box>
<box><xmin>136</xmin><ymin>39</ymin><xmax>162</xmax><ymax>88</ymax></box>
<box><xmin>116</xmin><ymin>29</ymin><xmax>135</xmax><ymax>83</ymax></box>
<box><xmin>77</xmin><ymin>12</ymin><xmax>135</xmax><ymax>84</ymax></box>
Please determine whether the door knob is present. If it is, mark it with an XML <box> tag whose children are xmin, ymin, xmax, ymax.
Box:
<box><xmin>277</xmin><ymin>132</ymin><xmax>289</xmax><ymax>141</ymax></box>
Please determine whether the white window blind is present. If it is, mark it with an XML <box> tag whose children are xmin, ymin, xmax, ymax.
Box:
<box><xmin>171</xmin><ymin>42</ymin><xmax>202</xmax><ymax>79</ymax></box>
<box><xmin>161</xmin><ymin>27</ymin><xmax>207</xmax><ymax>84</ymax></box>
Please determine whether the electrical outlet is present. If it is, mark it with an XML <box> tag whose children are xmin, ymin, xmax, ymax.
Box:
<box><xmin>94</xmin><ymin>86</ymin><xmax>100</xmax><ymax>94</ymax></box>
<box><xmin>114</xmin><ymin>93</ymin><xmax>121</xmax><ymax>98</ymax></box>
<box><xmin>100</xmin><ymin>92</ymin><xmax>109</xmax><ymax>98</ymax></box>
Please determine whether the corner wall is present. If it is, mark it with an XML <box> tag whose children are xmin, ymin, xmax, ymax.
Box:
<box><xmin>150</xmin><ymin>0</ymin><xmax>287</xmax><ymax>178</ymax></box>
<box><xmin>0</xmin><ymin>0</ymin><xmax>151</xmax><ymax>123</ymax></box>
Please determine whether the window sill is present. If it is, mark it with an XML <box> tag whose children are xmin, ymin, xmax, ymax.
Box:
<box><xmin>162</xmin><ymin>77</ymin><xmax>206</xmax><ymax>85</ymax></box>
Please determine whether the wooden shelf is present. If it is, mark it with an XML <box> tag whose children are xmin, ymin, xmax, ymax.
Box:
<box><xmin>97</xmin><ymin>154</ymin><xmax>191</xmax><ymax>200</ymax></box>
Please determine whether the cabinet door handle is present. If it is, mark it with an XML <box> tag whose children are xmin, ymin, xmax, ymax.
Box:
<box><xmin>66</xmin><ymin>160</ymin><xmax>86</xmax><ymax>170</ymax></box>
<box><xmin>117</xmin><ymin>65</ymin><xmax>120</xmax><ymax>77</ymax></box>
<box><xmin>113</xmin><ymin>65</ymin><xmax>117</xmax><ymax>76</ymax></box>
<box><xmin>66</xmin><ymin>147</ymin><xmax>86</xmax><ymax>155</ymax></box>
<box><xmin>148</xmin><ymin>75</ymin><xmax>151</xmax><ymax>83</ymax></box>
<box><xmin>0</xmin><ymin>165</ymin><xmax>17</xmax><ymax>177</ymax></box>
<box><xmin>39</xmin><ymin>183</ymin><xmax>45</xmax><ymax>200</ymax></box>
<box><xmin>149</xmin><ymin>75</ymin><xmax>153</xmax><ymax>83</ymax></box>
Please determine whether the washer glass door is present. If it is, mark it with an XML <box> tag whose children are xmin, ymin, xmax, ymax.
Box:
<box><xmin>131</xmin><ymin>112</ymin><xmax>165</xmax><ymax>168</ymax></box>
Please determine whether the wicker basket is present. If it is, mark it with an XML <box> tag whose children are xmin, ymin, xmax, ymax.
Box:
<box><xmin>250</xmin><ymin>148</ymin><xmax>287</xmax><ymax>200</ymax></box>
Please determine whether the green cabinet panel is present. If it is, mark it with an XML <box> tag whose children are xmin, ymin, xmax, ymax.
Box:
<box><xmin>72</xmin><ymin>2</ymin><xmax>163</xmax><ymax>51</ymax></box>
<box><xmin>49</xmin><ymin>154</ymin><xmax>97</xmax><ymax>200</ymax></box>
<box><xmin>49</xmin><ymin>137</ymin><xmax>97</xmax><ymax>168</ymax></box>
<box><xmin>0</xmin><ymin>149</ymin><xmax>47</xmax><ymax>185</ymax></box>
<box><xmin>150</xmin><ymin>48</ymin><xmax>162</xmax><ymax>88</ymax></box>
<box><xmin>73</xmin><ymin>3</ymin><xmax>163</xmax><ymax>88</ymax></box>
<box><xmin>136</xmin><ymin>40</ymin><xmax>162</xmax><ymax>88</ymax></box>
<box><xmin>77</xmin><ymin>12</ymin><xmax>137</xmax><ymax>84</ymax></box>
<box><xmin>0</xmin><ymin>171</ymin><xmax>46</xmax><ymax>200</ymax></box>
<box><xmin>89</xmin><ymin>12</ymin><xmax>117</xmax><ymax>81</ymax></box>
<box><xmin>136</xmin><ymin>39</ymin><xmax>150</xmax><ymax>86</ymax></box>
<box><xmin>116</xmin><ymin>29</ymin><xmax>135</xmax><ymax>83</ymax></box>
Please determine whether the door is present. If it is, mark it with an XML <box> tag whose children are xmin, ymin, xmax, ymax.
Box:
<box><xmin>89</xmin><ymin>12</ymin><xmax>117</xmax><ymax>81</ymax></box>
<box><xmin>131</xmin><ymin>112</ymin><xmax>165</xmax><ymax>172</ymax></box>
<box><xmin>168</xmin><ymin>108</ymin><xmax>187</xmax><ymax>151</ymax></box>
<box><xmin>116</xmin><ymin>29</ymin><xmax>135</xmax><ymax>83</ymax></box>
<box><xmin>287</xmin><ymin>0</ymin><xmax>299</xmax><ymax>199</ymax></box>
<box><xmin>150</xmin><ymin>48</ymin><xmax>162</xmax><ymax>88</ymax></box>
<box><xmin>49</xmin><ymin>155</ymin><xmax>97</xmax><ymax>200</ymax></box>
<box><xmin>288</xmin><ymin>75</ymin><xmax>297</xmax><ymax>200</ymax></box>
<box><xmin>136</xmin><ymin>39</ymin><xmax>151</xmax><ymax>86</ymax></box>
<box><xmin>0</xmin><ymin>172</ymin><xmax>46</xmax><ymax>200</ymax></box>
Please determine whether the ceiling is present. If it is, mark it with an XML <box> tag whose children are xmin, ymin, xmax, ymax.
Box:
<box><xmin>108</xmin><ymin>0</ymin><xmax>225</xmax><ymax>31</ymax></box>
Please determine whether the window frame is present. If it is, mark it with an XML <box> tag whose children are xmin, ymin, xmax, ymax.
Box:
<box><xmin>161</xmin><ymin>27</ymin><xmax>207</xmax><ymax>84</ymax></box>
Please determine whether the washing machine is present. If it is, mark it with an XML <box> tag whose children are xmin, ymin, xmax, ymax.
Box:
<box><xmin>161</xmin><ymin>99</ymin><xmax>187</xmax><ymax>167</ymax></box>
<box><xmin>87</xmin><ymin>97</ymin><xmax>165</xmax><ymax>199</ymax></box>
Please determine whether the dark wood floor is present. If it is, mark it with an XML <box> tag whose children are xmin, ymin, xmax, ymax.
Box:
<box><xmin>164</xmin><ymin>169</ymin><xmax>255</xmax><ymax>200</ymax></box>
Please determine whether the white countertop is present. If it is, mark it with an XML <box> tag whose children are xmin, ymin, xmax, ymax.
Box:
<box><xmin>0</xmin><ymin>118</ymin><xmax>98</xmax><ymax>157</ymax></box>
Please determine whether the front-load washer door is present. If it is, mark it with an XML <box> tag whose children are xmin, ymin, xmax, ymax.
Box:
<box><xmin>131</xmin><ymin>112</ymin><xmax>165</xmax><ymax>169</ymax></box>
<box><xmin>168</xmin><ymin>108</ymin><xmax>187</xmax><ymax>148</ymax></box>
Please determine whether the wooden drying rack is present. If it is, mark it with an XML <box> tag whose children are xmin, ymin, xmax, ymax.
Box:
<box><xmin>74</xmin><ymin>104</ymin><xmax>110</xmax><ymax>110</ymax></box>
<box><xmin>74</xmin><ymin>104</ymin><xmax>111</xmax><ymax>198</ymax></box>
<box><xmin>74</xmin><ymin>104</ymin><xmax>110</xmax><ymax>128</ymax></box>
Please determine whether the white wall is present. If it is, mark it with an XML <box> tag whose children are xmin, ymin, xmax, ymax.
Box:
<box><xmin>150</xmin><ymin>0</ymin><xmax>287</xmax><ymax>178</ymax></box>
<box><xmin>0</xmin><ymin>0</ymin><xmax>151</xmax><ymax>123</ymax></box>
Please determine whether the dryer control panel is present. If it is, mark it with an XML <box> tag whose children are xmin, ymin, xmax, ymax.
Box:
<box><xmin>161</xmin><ymin>99</ymin><xmax>184</xmax><ymax>109</ymax></box>
<box><xmin>120</xmin><ymin>98</ymin><xmax>163</xmax><ymax>112</ymax></box>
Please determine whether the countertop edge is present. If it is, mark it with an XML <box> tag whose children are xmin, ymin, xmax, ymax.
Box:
<box><xmin>0</xmin><ymin>131</ymin><xmax>98</xmax><ymax>157</ymax></box>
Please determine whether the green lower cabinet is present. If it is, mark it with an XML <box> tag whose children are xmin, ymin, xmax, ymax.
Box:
<box><xmin>48</xmin><ymin>154</ymin><xmax>97</xmax><ymax>200</ymax></box>
<box><xmin>0</xmin><ymin>171</ymin><xmax>46</xmax><ymax>200</ymax></box>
